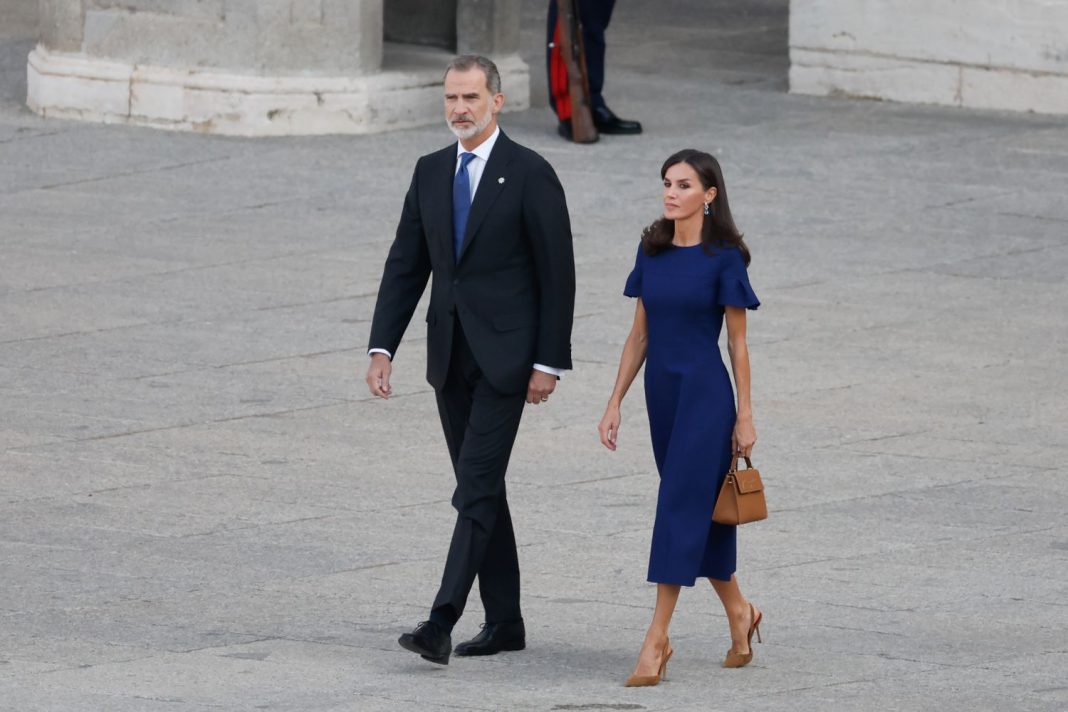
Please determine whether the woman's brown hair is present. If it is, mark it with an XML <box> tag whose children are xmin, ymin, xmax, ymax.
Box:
<box><xmin>641</xmin><ymin>149</ymin><xmax>751</xmax><ymax>266</ymax></box>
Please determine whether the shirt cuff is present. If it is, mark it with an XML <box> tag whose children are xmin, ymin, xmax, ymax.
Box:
<box><xmin>368</xmin><ymin>348</ymin><xmax>393</xmax><ymax>360</ymax></box>
<box><xmin>533</xmin><ymin>363</ymin><xmax>565</xmax><ymax>378</ymax></box>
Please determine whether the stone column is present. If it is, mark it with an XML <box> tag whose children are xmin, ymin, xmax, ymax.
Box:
<box><xmin>456</xmin><ymin>0</ymin><xmax>527</xmax><ymax>110</ymax></box>
<box><xmin>789</xmin><ymin>0</ymin><xmax>1068</xmax><ymax>116</ymax></box>
<box><xmin>381</xmin><ymin>0</ymin><xmax>528</xmax><ymax>114</ymax></box>
<box><xmin>28</xmin><ymin>0</ymin><xmax>528</xmax><ymax>135</ymax></box>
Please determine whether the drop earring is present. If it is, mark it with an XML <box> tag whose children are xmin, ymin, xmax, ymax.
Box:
<box><xmin>703</xmin><ymin>201</ymin><xmax>711</xmax><ymax>216</ymax></box>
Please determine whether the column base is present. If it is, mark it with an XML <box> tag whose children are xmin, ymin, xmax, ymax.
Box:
<box><xmin>26</xmin><ymin>43</ymin><xmax>530</xmax><ymax>136</ymax></box>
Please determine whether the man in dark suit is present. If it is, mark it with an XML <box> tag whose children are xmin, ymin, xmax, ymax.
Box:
<box><xmin>365</xmin><ymin>55</ymin><xmax>575</xmax><ymax>665</ymax></box>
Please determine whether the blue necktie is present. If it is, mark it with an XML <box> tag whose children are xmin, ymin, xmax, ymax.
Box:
<box><xmin>453</xmin><ymin>152</ymin><xmax>476</xmax><ymax>261</ymax></box>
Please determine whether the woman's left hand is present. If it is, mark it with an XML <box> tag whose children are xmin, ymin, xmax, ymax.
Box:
<box><xmin>732</xmin><ymin>416</ymin><xmax>757</xmax><ymax>458</ymax></box>
<box><xmin>598</xmin><ymin>405</ymin><xmax>621</xmax><ymax>451</ymax></box>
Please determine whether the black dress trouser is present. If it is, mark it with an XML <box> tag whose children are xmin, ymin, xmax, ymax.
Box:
<box><xmin>429</xmin><ymin>322</ymin><xmax>526</xmax><ymax>630</ymax></box>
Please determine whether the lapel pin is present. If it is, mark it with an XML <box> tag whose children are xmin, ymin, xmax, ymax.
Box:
<box><xmin>498</xmin><ymin>177</ymin><xmax>505</xmax><ymax>184</ymax></box>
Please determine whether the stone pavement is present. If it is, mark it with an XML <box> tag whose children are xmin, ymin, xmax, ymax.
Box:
<box><xmin>1</xmin><ymin>1</ymin><xmax>1066</xmax><ymax>710</ymax></box>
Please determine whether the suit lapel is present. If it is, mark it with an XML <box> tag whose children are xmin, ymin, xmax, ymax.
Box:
<box><xmin>457</xmin><ymin>131</ymin><xmax>514</xmax><ymax>263</ymax></box>
<box><xmin>426</xmin><ymin>146</ymin><xmax>456</xmax><ymax>268</ymax></box>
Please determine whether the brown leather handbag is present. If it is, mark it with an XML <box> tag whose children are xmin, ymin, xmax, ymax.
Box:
<box><xmin>712</xmin><ymin>454</ymin><xmax>768</xmax><ymax>525</ymax></box>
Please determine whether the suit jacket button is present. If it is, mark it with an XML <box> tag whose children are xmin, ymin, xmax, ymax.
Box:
<box><xmin>453</xmin><ymin>278</ymin><xmax>460</xmax><ymax>285</ymax></box>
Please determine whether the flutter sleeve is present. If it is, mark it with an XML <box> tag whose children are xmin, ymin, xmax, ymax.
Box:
<box><xmin>623</xmin><ymin>242</ymin><xmax>643</xmax><ymax>298</ymax></box>
<box><xmin>717</xmin><ymin>246</ymin><xmax>760</xmax><ymax>309</ymax></box>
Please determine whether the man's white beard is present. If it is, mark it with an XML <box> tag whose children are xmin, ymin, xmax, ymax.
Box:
<box><xmin>447</xmin><ymin>109</ymin><xmax>493</xmax><ymax>140</ymax></box>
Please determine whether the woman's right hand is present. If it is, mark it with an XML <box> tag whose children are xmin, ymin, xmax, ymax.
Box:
<box><xmin>598</xmin><ymin>405</ymin><xmax>621</xmax><ymax>451</ymax></box>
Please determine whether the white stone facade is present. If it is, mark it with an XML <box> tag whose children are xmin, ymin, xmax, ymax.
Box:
<box><xmin>26</xmin><ymin>45</ymin><xmax>529</xmax><ymax>137</ymax></box>
<box><xmin>789</xmin><ymin>0</ymin><xmax>1068</xmax><ymax>115</ymax></box>
<box><xmin>25</xmin><ymin>0</ymin><xmax>529</xmax><ymax>136</ymax></box>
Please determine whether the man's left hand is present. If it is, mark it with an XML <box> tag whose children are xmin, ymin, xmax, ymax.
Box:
<box><xmin>526</xmin><ymin>369</ymin><xmax>557</xmax><ymax>405</ymax></box>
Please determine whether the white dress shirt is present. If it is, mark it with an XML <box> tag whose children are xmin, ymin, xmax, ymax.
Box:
<box><xmin>369</xmin><ymin>126</ymin><xmax>564</xmax><ymax>378</ymax></box>
<box><xmin>457</xmin><ymin>124</ymin><xmax>499</xmax><ymax>200</ymax></box>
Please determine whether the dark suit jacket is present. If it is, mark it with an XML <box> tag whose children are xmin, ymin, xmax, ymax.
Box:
<box><xmin>368</xmin><ymin>130</ymin><xmax>576</xmax><ymax>395</ymax></box>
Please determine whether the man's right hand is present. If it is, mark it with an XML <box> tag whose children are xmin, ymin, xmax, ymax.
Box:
<box><xmin>366</xmin><ymin>353</ymin><xmax>393</xmax><ymax>399</ymax></box>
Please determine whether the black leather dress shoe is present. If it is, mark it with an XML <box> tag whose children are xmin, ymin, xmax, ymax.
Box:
<box><xmin>398</xmin><ymin>621</ymin><xmax>452</xmax><ymax>665</ymax></box>
<box><xmin>593</xmin><ymin>105</ymin><xmax>642</xmax><ymax>135</ymax></box>
<box><xmin>454</xmin><ymin>620</ymin><xmax>526</xmax><ymax>656</ymax></box>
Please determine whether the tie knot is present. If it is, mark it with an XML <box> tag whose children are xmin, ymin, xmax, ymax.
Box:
<box><xmin>459</xmin><ymin>152</ymin><xmax>476</xmax><ymax>169</ymax></box>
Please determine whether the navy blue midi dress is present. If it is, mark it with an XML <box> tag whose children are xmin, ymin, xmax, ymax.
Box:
<box><xmin>624</xmin><ymin>241</ymin><xmax>759</xmax><ymax>585</ymax></box>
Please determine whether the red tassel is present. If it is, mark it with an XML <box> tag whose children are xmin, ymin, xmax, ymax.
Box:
<box><xmin>549</xmin><ymin>22</ymin><xmax>572</xmax><ymax>121</ymax></box>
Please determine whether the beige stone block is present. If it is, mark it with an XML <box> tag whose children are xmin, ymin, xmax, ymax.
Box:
<box><xmin>458</xmin><ymin>0</ymin><xmax>521</xmax><ymax>56</ymax></box>
<box><xmin>790</xmin><ymin>43</ymin><xmax>1068</xmax><ymax>116</ymax></box>
<box><xmin>128</xmin><ymin>70</ymin><xmax>187</xmax><ymax>122</ymax></box>
<box><xmin>0</xmin><ymin>0</ymin><xmax>37</xmax><ymax>40</ymax></box>
<box><xmin>961</xmin><ymin>66</ymin><xmax>1068</xmax><ymax>115</ymax></box>
<box><xmin>790</xmin><ymin>0</ymin><xmax>1068</xmax><ymax>75</ymax></box>
<box><xmin>26</xmin><ymin>46</ymin><xmax>131</xmax><ymax>118</ymax></box>
<box><xmin>83</xmin><ymin>10</ymin><xmax>237</xmax><ymax>69</ymax></box>
<box><xmin>789</xmin><ymin>48</ymin><xmax>962</xmax><ymax>106</ymax></box>
<box><xmin>25</xmin><ymin>44</ymin><xmax>529</xmax><ymax>136</ymax></box>
<box><xmin>38</xmin><ymin>0</ymin><xmax>85</xmax><ymax>51</ymax></box>
<box><xmin>90</xmin><ymin>0</ymin><xmax>225</xmax><ymax>21</ymax></box>
<box><xmin>288</xmin><ymin>0</ymin><xmax>323</xmax><ymax>25</ymax></box>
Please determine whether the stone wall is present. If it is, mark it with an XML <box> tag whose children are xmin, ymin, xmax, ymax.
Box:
<box><xmin>38</xmin><ymin>0</ymin><xmax>383</xmax><ymax>74</ymax></box>
<box><xmin>0</xmin><ymin>0</ymin><xmax>37</xmax><ymax>39</ymax></box>
<box><xmin>789</xmin><ymin>0</ymin><xmax>1068</xmax><ymax>115</ymax></box>
<box><xmin>25</xmin><ymin>0</ymin><xmax>529</xmax><ymax>135</ymax></box>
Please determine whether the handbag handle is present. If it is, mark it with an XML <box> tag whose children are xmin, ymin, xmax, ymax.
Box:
<box><xmin>728</xmin><ymin>453</ymin><xmax>754</xmax><ymax>473</ymax></box>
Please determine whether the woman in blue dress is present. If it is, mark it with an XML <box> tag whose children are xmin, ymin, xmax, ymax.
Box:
<box><xmin>598</xmin><ymin>150</ymin><xmax>762</xmax><ymax>686</ymax></box>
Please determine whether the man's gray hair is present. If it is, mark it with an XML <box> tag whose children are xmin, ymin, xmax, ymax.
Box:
<box><xmin>444</xmin><ymin>55</ymin><xmax>502</xmax><ymax>95</ymax></box>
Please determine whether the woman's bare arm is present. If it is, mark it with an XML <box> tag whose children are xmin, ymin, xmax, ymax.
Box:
<box><xmin>725</xmin><ymin>306</ymin><xmax>756</xmax><ymax>456</ymax></box>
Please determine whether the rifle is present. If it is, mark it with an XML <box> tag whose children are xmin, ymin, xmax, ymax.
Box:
<box><xmin>551</xmin><ymin>0</ymin><xmax>598</xmax><ymax>143</ymax></box>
